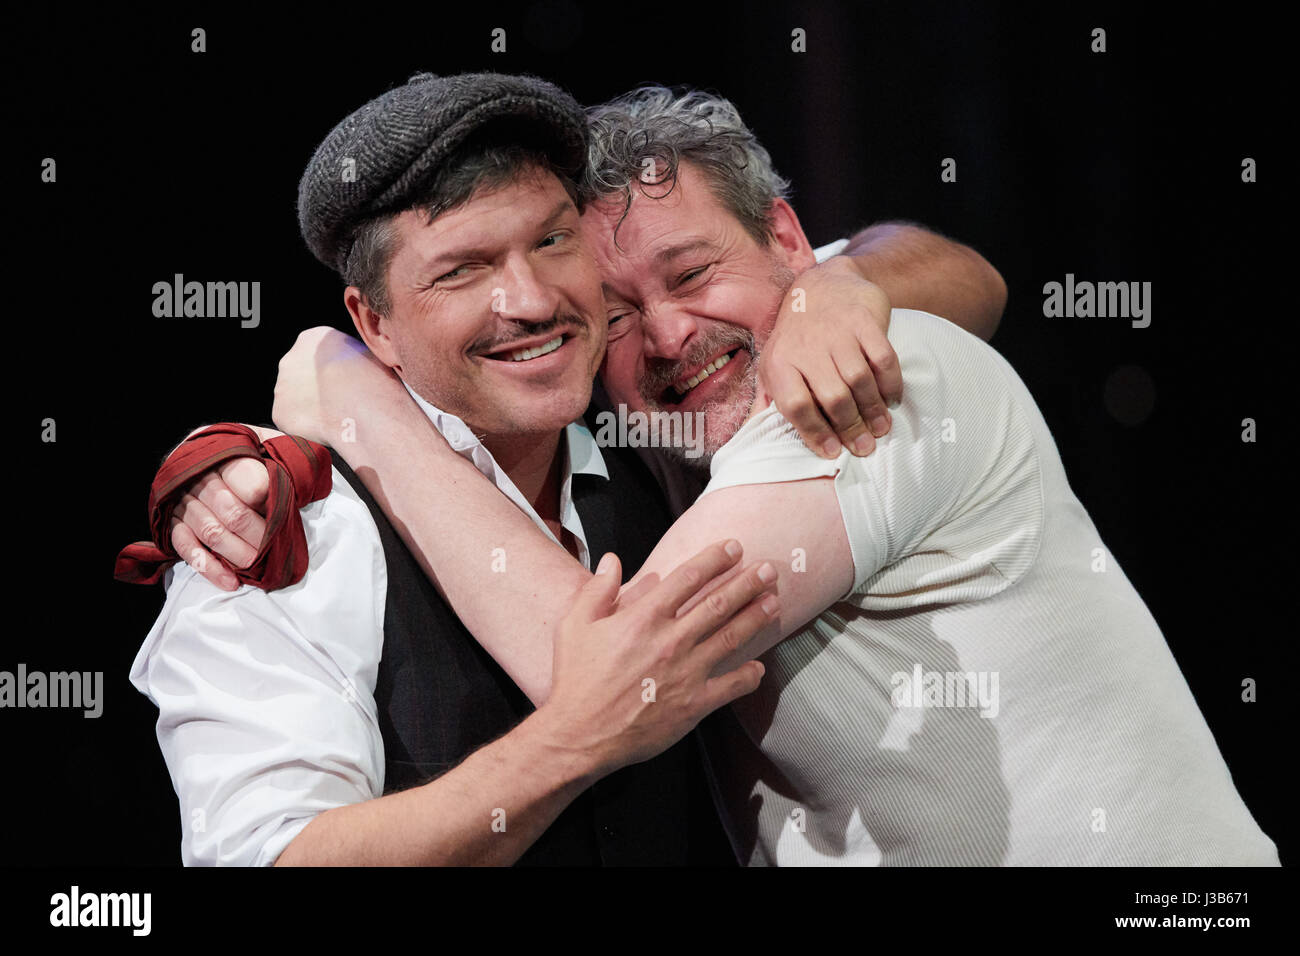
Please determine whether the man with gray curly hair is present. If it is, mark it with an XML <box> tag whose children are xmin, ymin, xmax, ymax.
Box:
<box><xmin>584</xmin><ymin>87</ymin><xmax>795</xmax><ymax>251</ymax></box>
<box><xmin>579</xmin><ymin>87</ymin><xmax>795</xmax><ymax>476</ymax></box>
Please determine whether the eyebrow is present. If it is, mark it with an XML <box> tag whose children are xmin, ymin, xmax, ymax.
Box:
<box><xmin>540</xmin><ymin>197</ymin><xmax>579</xmax><ymax>231</ymax></box>
<box><xmin>654</xmin><ymin>238</ymin><xmax>716</xmax><ymax>265</ymax></box>
<box><xmin>600</xmin><ymin>281</ymin><xmax>632</xmax><ymax>305</ymax></box>
<box><xmin>423</xmin><ymin>198</ymin><xmax>578</xmax><ymax>272</ymax></box>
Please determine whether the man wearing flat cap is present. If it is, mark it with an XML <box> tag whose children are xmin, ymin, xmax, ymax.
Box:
<box><xmin>126</xmin><ymin>71</ymin><xmax>1011</xmax><ymax>865</ymax></box>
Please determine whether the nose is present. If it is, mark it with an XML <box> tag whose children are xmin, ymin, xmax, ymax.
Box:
<box><xmin>495</xmin><ymin>252</ymin><xmax>560</xmax><ymax>323</ymax></box>
<box><xmin>640</xmin><ymin>301</ymin><xmax>700</xmax><ymax>360</ymax></box>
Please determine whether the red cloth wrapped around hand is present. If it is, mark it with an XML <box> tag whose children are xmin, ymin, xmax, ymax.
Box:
<box><xmin>115</xmin><ymin>424</ymin><xmax>332</xmax><ymax>590</ymax></box>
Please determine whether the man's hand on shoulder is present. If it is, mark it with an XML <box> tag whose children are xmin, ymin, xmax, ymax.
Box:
<box><xmin>155</xmin><ymin>423</ymin><xmax>282</xmax><ymax>592</ymax></box>
<box><xmin>163</xmin><ymin>326</ymin><xmax>404</xmax><ymax>593</ymax></box>
<box><xmin>759</xmin><ymin>255</ymin><xmax>900</xmax><ymax>460</ymax></box>
<box><xmin>170</xmin><ymin>448</ymin><xmax>274</xmax><ymax>591</ymax></box>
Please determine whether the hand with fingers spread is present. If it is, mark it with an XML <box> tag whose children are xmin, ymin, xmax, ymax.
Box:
<box><xmin>759</xmin><ymin>254</ymin><xmax>900</xmax><ymax>459</ymax></box>
<box><xmin>271</xmin><ymin>539</ymin><xmax>774</xmax><ymax>866</ymax></box>
<box><xmin>538</xmin><ymin>540</ymin><xmax>775</xmax><ymax>776</ymax></box>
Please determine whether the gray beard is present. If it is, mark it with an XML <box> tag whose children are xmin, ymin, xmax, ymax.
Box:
<box><xmin>643</xmin><ymin>341</ymin><xmax>760</xmax><ymax>470</ymax></box>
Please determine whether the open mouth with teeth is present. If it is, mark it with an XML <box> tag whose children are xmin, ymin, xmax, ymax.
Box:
<box><xmin>482</xmin><ymin>334</ymin><xmax>568</xmax><ymax>363</ymax></box>
<box><xmin>660</xmin><ymin>348</ymin><xmax>742</xmax><ymax>405</ymax></box>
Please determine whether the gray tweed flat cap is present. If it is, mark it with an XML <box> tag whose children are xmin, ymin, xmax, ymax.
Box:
<box><xmin>298</xmin><ymin>71</ymin><xmax>589</xmax><ymax>274</ymax></box>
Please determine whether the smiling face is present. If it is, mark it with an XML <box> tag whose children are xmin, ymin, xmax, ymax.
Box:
<box><xmin>347</xmin><ymin>166</ymin><xmax>606</xmax><ymax>445</ymax></box>
<box><xmin>584</xmin><ymin>160</ymin><xmax>817</xmax><ymax>463</ymax></box>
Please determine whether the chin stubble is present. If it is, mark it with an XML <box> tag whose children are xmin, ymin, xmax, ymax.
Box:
<box><xmin>638</xmin><ymin>327</ymin><xmax>761</xmax><ymax>469</ymax></box>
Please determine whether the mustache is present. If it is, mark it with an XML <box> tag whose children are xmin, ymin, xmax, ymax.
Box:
<box><xmin>638</xmin><ymin>325</ymin><xmax>757</xmax><ymax>403</ymax></box>
<box><xmin>469</xmin><ymin>312</ymin><xmax>589</xmax><ymax>354</ymax></box>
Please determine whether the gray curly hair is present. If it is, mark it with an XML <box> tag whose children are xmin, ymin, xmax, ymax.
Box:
<box><xmin>582</xmin><ymin>86</ymin><xmax>791</xmax><ymax>246</ymax></box>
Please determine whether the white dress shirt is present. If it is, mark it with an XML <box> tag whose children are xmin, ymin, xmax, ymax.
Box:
<box><xmin>130</xmin><ymin>394</ymin><xmax>608</xmax><ymax>866</ymax></box>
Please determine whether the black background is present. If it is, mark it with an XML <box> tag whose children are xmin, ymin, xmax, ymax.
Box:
<box><xmin>9</xmin><ymin>1</ymin><xmax>1289</xmax><ymax>873</ymax></box>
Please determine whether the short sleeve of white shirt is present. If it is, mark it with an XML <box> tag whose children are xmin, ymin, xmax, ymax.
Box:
<box><xmin>811</xmin><ymin>238</ymin><xmax>850</xmax><ymax>261</ymax></box>
<box><xmin>701</xmin><ymin>309</ymin><xmax>1044</xmax><ymax>608</ymax></box>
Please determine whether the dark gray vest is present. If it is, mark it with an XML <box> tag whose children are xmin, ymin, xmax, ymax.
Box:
<box><xmin>328</xmin><ymin>429</ymin><xmax>735</xmax><ymax>866</ymax></box>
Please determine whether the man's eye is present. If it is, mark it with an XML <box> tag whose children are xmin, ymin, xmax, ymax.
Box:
<box><xmin>677</xmin><ymin>265</ymin><xmax>710</xmax><ymax>287</ymax></box>
<box><xmin>537</xmin><ymin>231</ymin><xmax>566</xmax><ymax>249</ymax></box>
<box><xmin>434</xmin><ymin>265</ymin><xmax>468</xmax><ymax>283</ymax></box>
<box><xmin>606</xmin><ymin>312</ymin><xmax>635</xmax><ymax>339</ymax></box>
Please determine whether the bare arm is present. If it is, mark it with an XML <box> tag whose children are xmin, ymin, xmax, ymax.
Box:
<box><xmin>314</xmin><ymin>379</ymin><xmax>588</xmax><ymax>704</ymax></box>
<box><xmin>260</xmin><ymin>332</ymin><xmax>846</xmax><ymax>707</ymax></box>
<box><xmin>315</xmin><ymin>414</ymin><xmax>844</xmax><ymax>707</ymax></box>
<box><xmin>280</xmin><ymin>538</ymin><xmax>774</xmax><ymax>868</ymax></box>
<box><xmin>276</xmin><ymin>706</ymin><xmax>595</xmax><ymax>866</ymax></box>
<box><xmin>345</xmin><ymin>427</ymin><xmax>845</xmax><ymax>706</ymax></box>
<box><xmin>842</xmin><ymin>220</ymin><xmax>1006</xmax><ymax>341</ymax></box>
<box><xmin>280</xmin><ymin>543</ymin><xmax>773</xmax><ymax>865</ymax></box>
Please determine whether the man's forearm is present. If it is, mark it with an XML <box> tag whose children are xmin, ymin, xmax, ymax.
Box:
<box><xmin>275</xmin><ymin>708</ymin><xmax>597</xmax><ymax>866</ymax></box>
<box><xmin>337</xmin><ymin>391</ymin><xmax>849</xmax><ymax>707</ymax></box>
<box><xmin>841</xmin><ymin>221</ymin><xmax>1007</xmax><ymax>340</ymax></box>
<box><xmin>331</xmin><ymin>385</ymin><xmax>588</xmax><ymax>706</ymax></box>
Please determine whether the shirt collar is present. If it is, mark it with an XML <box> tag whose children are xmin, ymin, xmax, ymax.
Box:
<box><xmin>402</xmin><ymin>382</ymin><xmax>608</xmax><ymax>569</ymax></box>
<box><xmin>403</xmin><ymin>381</ymin><xmax>608</xmax><ymax>482</ymax></box>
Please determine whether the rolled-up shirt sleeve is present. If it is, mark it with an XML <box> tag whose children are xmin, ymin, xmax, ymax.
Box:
<box><xmin>129</xmin><ymin>469</ymin><xmax>387</xmax><ymax>866</ymax></box>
